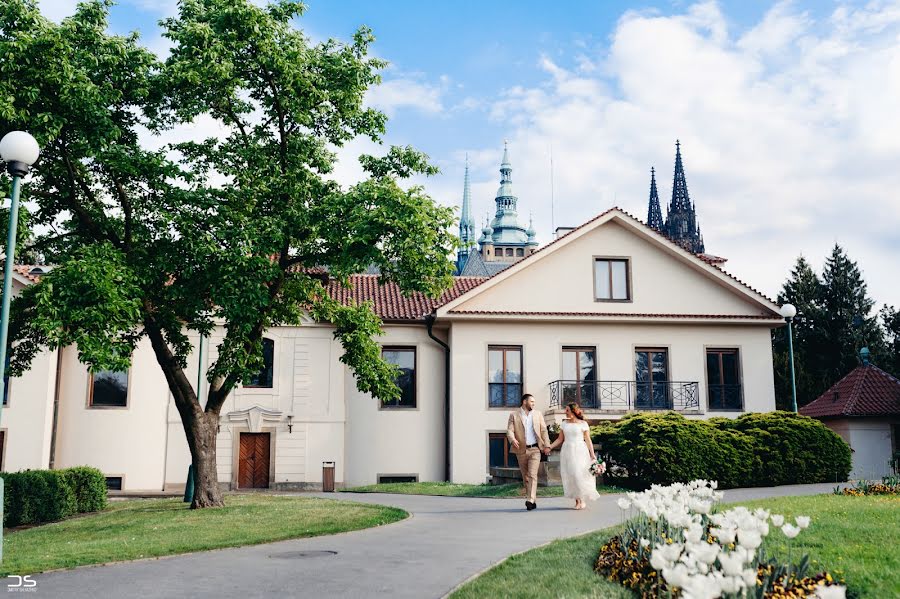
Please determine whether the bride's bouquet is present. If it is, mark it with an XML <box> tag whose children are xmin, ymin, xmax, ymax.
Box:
<box><xmin>589</xmin><ymin>457</ymin><xmax>606</xmax><ymax>477</ymax></box>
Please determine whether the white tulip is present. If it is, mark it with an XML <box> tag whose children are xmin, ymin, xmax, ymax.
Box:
<box><xmin>737</xmin><ymin>530</ymin><xmax>763</xmax><ymax>550</ymax></box>
<box><xmin>658</xmin><ymin>543</ymin><xmax>684</xmax><ymax>562</ymax></box>
<box><xmin>718</xmin><ymin>551</ymin><xmax>745</xmax><ymax>576</ymax></box>
<box><xmin>640</xmin><ymin>538</ymin><xmax>650</xmax><ymax>548</ymax></box>
<box><xmin>796</xmin><ymin>516</ymin><xmax>811</xmax><ymax>529</ymax></box>
<box><xmin>742</xmin><ymin>568</ymin><xmax>759</xmax><ymax>587</ymax></box>
<box><xmin>663</xmin><ymin>564</ymin><xmax>691</xmax><ymax>588</ymax></box>
<box><xmin>690</xmin><ymin>542</ymin><xmax>720</xmax><ymax>565</ymax></box>
<box><xmin>684</xmin><ymin>525</ymin><xmax>703</xmax><ymax>544</ymax></box>
<box><xmin>770</xmin><ymin>514</ymin><xmax>785</xmax><ymax>527</ymax></box>
<box><xmin>617</xmin><ymin>498</ymin><xmax>631</xmax><ymax>510</ymax></box>
<box><xmin>782</xmin><ymin>523</ymin><xmax>801</xmax><ymax>539</ymax></box>
<box><xmin>813</xmin><ymin>585</ymin><xmax>847</xmax><ymax>598</ymax></box>
<box><xmin>711</xmin><ymin>526</ymin><xmax>736</xmax><ymax>545</ymax></box>
<box><xmin>650</xmin><ymin>550</ymin><xmax>672</xmax><ymax>571</ymax></box>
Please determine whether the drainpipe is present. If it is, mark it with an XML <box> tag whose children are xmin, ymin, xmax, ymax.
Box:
<box><xmin>48</xmin><ymin>346</ymin><xmax>63</xmax><ymax>469</ymax></box>
<box><xmin>425</xmin><ymin>313</ymin><xmax>451</xmax><ymax>482</ymax></box>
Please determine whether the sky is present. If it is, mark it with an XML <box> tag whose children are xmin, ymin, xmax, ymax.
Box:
<box><xmin>38</xmin><ymin>0</ymin><xmax>900</xmax><ymax>308</ymax></box>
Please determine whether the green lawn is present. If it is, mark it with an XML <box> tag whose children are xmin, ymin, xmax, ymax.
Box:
<box><xmin>342</xmin><ymin>481</ymin><xmax>625</xmax><ymax>498</ymax></box>
<box><xmin>1</xmin><ymin>494</ymin><xmax>407</xmax><ymax>576</ymax></box>
<box><xmin>451</xmin><ymin>495</ymin><xmax>900</xmax><ymax>599</ymax></box>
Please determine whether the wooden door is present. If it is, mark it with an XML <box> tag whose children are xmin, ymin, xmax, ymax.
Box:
<box><xmin>238</xmin><ymin>433</ymin><xmax>270</xmax><ymax>488</ymax></box>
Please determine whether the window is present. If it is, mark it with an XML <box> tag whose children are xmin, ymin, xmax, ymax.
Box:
<box><xmin>89</xmin><ymin>370</ymin><xmax>128</xmax><ymax>407</ymax></box>
<box><xmin>378</xmin><ymin>475</ymin><xmax>418</xmax><ymax>484</ymax></box>
<box><xmin>247</xmin><ymin>338</ymin><xmax>274</xmax><ymax>388</ymax></box>
<box><xmin>562</xmin><ymin>347</ymin><xmax>597</xmax><ymax>407</ymax></box>
<box><xmin>707</xmin><ymin>348</ymin><xmax>743</xmax><ymax>410</ymax></box>
<box><xmin>505</xmin><ymin>248</ymin><xmax>513</xmax><ymax>257</ymax></box>
<box><xmin>0</xmin><ymin>430</ymin><xmax>5</xmax><ymax>470</ymax></box>
<box><xmin>488</xmin><ymin>432</ymin><xmax>519</xmax><ymax>468</ymax></box>
<box><xmin>488</xmin><ymin>346</ymin><xmax>522</xmax><ymax>408</ymax></box>
<box><xmin>635</xmin><ymin>348</ymin><xmax>669</xmax><ymax>409</ymax></box>
<box><xmin>594</xmin><ymin>258</ymin><xmax>630</xmax><ymax>301</ymax></box>
<box><xmin>2</xmin><ymin>354</ymin><xmax>8</xmax><ymax>406</ymax></box>
<box><xmin>516</xmin><ymin>248</ymin><xmax>524</xmax><ymax>257</ymax></box>
<box><xmin>382</xmin><ymin>347</ymin><xmax>416</xmax><ymax>408</ymax></box>
<box><xmin>105</xmin><ymin>476</ymin><xmax>123</xmax><ymax>491</ymax></box>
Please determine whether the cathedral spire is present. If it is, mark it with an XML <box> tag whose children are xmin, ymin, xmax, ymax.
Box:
<box><xmin>663</xmin><ymin>140</ymin><xmax>704</xmax><ymax>254</ymax></box>
<box><xmin>647</xmin><ymin>167</ymin><xmax>664</xmax><ymax>231</ymax></box>
<box><xmin>670</xmin><ymin>139</ymin><xmax>691</xmax><ymax>213</ymax></box>
<box><xmin>456</xmin><ymin>154</ymin><xmax>477</xmax><ymax>273</ymax></box>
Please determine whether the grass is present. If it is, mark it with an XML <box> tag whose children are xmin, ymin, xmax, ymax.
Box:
<box><xmin>451</xmin><ymin>494</ymin><xmax>900</xmax><ymax>599</ymax></box>
<box><xmin>1</xmin><ymin>494</ymin><xmax>407</xmax><ymax>576</ymax></box>
<box><xmin>342</xmin><ymin>481</ymin><xmax>626</xmax><ymax>498</ymax></box>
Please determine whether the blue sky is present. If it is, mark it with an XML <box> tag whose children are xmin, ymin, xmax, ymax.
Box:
<box><xmin>39</xmin><ymin>1</ymin><xmax>900</xmax><ymax>306</ymax></box>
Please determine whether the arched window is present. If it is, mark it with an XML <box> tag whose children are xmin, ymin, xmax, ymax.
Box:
<box><xmin>505</xmin><ymin>248</ymin><xmax>513</xmax><ymax>257</ymax></box>
<box><xmin>516</xmin><ymin>248</ymin><xmax>524</xmax><ymax>257</ymax></box>
<box><xmin>248</xmin><ymin>338</ymin><xmax>275</xmax><ymax>388</ymax></box>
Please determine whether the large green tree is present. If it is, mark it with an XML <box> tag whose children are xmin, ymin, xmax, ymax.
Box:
<box><xmin>0</xmin><ymin>0</ymin><xmax>457</xmax><ymax>507</ymax></box>
<box><xmin>877</xmin><ymin>305</ymin><xmax>900</xmax><ymax>378</ymax></box>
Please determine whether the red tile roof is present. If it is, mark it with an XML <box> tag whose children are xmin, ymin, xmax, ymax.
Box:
<box><xmin>324</xmin><ymin>274</ymin><xmax>486</xmax><ymax>321</ymax></box>
<box><xmin>800</xmin><ymin>365</ymin><xmax>900</xmax><ymax>418</ymax></box>
<box><xmin>446</xmin><ymin>310</ymin><xmax>781</xmax><ymax>320</ymax></box>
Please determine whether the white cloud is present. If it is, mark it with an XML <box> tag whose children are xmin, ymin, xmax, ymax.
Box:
<box><xmin>458</xmin><ymin>0</ymin><xmax>900</xmax><ymax>306</ymax></box>
<box><xmin>366</xmin><ymin>77</ymin><xmax>445</xmax><ymax>117</ymax></box>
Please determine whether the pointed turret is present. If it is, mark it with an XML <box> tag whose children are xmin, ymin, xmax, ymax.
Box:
<box><xmin>456</xmin><ymin>155</ymin><xmax>478</xmax><ymax>273</ymax></box>
<box><xmin>647</xmin><ymin>167</ymin><xmax>664</xmax><ymax>231</ymax></box>
<box><xmin>489</xmin><ymin>141</ymin><xmax>528</xmax><ymax>244</ymax></box>
<box><xmin>664</xmin><ymin>140</ymin><xmax>705</xmax><ymax>254</ymax></box>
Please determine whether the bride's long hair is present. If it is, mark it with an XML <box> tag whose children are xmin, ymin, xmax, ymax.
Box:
<box><xmin>566</xmin><ymin>402</ymin><xmax>585</xmax><ymax>421</ymax></box>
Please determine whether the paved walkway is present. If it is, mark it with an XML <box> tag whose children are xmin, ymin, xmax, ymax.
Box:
<box><xmin>18</xmin><ymin>483</ymin><xmax>835</xmax><ymax>599</ymax></box>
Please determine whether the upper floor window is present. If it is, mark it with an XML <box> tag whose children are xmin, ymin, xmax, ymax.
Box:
<box><xmin>516</xmin><ymin>248</ymin><xmax>524</xmax><ymax>257</ymax></box>
<box><xmin>706</xmin><ymin>348</ymin><xmax>743</xmax><ymax>410</ymax></box>
<box><xmin>505</xmin><ymin>248</ymin><xmax>514</xmax><ymax>257</ymax></box>
<box><xmin>247</xmin><ymin>338</ymin><xmax>275</xmax><ymax>388</ymax></box>
<box><xmin>89</xmin><ymin>370</ymin><xmax>129</xmax><ymax>408</ymax></box>
<box><xmin>2</xmin><ymin>354</ymin><xmax>8</xmax><ymax>406</ymax></box>
<box><xmin>382</xmin><ymin>347</ymin><xmax>416</xmax><ymax>408</ymax></box>
<box><xmin>594</xmin><ymin>258</ymin><xmax>630</xmax><ymax>301</ymax></box>
<box><xmin>488</xmin><ymin>346</ymin><xmax>522</xmax><ymax>408</ymax></box>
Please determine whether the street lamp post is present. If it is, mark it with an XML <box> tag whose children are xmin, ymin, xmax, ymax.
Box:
<box><xmin>779</xmin><ymin>303</ymin><xmax>798</xmax><ymax>413</ymax></box>
<box><xmin>0</xmin><ymin>131</ymin><xmax>40</xmax><ymax>561</ymax></box>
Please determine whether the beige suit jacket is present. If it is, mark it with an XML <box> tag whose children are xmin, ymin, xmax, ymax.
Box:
<box><xmin>507</xmin><ymin>409</ymin><xmax>551</xmax><ymax>456</ymax></box>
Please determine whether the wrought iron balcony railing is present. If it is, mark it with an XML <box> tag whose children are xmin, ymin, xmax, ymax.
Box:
<box><xmin>548</xmin><ymin>380</ymin><xmax>702</xmax><ymax>413</ymax></box>
<box><xmin>707</xmin><ymin>383</ymin><xmax>743</xmax><ymax>411</ymax></box>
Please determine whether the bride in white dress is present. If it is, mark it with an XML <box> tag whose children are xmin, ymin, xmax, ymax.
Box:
<box><xmin>548</xmin><ymin>402</ymin><xmax>601</xmax><ymax>509</ymax></box>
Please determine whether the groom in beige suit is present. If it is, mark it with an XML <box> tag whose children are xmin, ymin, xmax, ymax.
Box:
<box><xmin>507</xmin><ymin>393</ymin><xmax>551</xmax><ymax>510</ymax></box>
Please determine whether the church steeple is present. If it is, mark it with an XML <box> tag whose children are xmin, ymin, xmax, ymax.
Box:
<box><xmin>456</xmin><ymin>155</ymin><xmax>477</xmax><ymax>273</ymax></box>
<box><xmin>663</xmin><ymin>140</ymin><xmax>705</xmax><ymax>254</ymax></box>
<box><xmin>647</xmin><ymin>167</ymin><xmax>664</xmax><ymax>231</ymax></box>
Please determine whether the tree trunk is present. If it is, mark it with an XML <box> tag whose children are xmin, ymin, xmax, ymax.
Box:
<box><xmin>144</xmin><ymin>315</ymin><xmax>225</xmax><ymax>509</ymax></box>
<box><xmin>185</xmin><ymin>410</ymin><xmax>224</xmax><ymax>508</ymax></box>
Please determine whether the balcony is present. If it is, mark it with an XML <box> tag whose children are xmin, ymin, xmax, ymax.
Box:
<box><xmin>548</xmin><ymin>380</ymin><xmax>702</xmax><ymax>414</ymax></box>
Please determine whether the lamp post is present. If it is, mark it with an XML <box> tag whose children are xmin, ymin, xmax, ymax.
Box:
<box><xmin>779</xmin><ymin>303</ymin><xmax>798</xmax><ymax>413</ymax></box>
<box><xmin>0</xmin><ymin>131</ymin><xmax>41</xmax><ymax>561</ymax></box>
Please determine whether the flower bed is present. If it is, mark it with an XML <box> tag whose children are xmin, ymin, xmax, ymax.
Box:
<box><xmin>836</xmin><ymin>476</ymin><xmax>899</xmax><ymax>497</ymax></box>
<box><xmin>595</xmin><ymin>480</ymin><xmax>847</xmax><ymax>598</ymax></box>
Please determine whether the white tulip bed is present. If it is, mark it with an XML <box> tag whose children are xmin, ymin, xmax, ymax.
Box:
<box><xmin>594</xmin><ymin>480</ymin><xmax>846</xmax><ymax>599</ymax></box>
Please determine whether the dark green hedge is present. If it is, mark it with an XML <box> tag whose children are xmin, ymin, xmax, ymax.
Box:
<box><xmin>2</xmin><ymin>466</ymin><xmax>107</xmax><ymax>527</ymax></box>
<box><xmin>593</xmin><ymin>411</ymin><xmax>851</xmax><ymax>489</ymax></box>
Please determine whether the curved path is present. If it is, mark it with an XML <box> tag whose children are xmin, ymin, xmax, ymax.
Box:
<box><xmin>21</xmin><ymin>483</ymin><xmax>834</xmax><ymax>598</ymax></box>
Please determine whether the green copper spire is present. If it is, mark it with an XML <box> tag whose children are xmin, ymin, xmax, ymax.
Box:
<box><xmin>456</xmin><ymin>154</ymin><xmax>477</xmax><ymax>272</ymax></box>
<box><xmin>491</xmin><ymin>141</ymin><xmax>528</xmax><ymax>244</ymax></box>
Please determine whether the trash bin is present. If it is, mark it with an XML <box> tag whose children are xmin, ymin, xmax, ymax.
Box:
<box><xmin>322</xmin><ymin>461</ymin><xmax>335</xmax><ymax>492</ymax></box>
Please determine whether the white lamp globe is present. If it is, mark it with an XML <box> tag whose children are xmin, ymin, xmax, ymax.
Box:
<box><xmin>779</xmin><ymin>304</ymin><xmax>797</xmax><ymax>319</ymax></box>
<box><xmin>0</xmin><ymin>131</ymin><xmax>40</xmax><ymax>166</ymax></box>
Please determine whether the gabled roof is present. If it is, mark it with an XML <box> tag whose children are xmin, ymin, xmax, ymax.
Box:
<box><xmin>437</xmin><ymin>207</ymin><xmax>780</xmax><ymax>318</ymax></box>
<box><xmin>800</xmin><ymin>364</ymin><xmax>900</xmax><ymax>419</ymax></box>
<box><xmin>323</xmin><ymin>274</ymin><xmax>486</xmax><ymax>321</ymax></box>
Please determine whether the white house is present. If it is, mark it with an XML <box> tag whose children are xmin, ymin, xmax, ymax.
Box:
<box><xmin>1</xmin><ymin>208</ymin><xmax>785</xmax><ymax>491</ymax></box>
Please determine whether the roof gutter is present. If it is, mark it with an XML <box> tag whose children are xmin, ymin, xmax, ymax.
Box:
<box><xmin>424</xmin><ymin>313</ymin><xmax>451</xmax><ymax>482</ymax></box>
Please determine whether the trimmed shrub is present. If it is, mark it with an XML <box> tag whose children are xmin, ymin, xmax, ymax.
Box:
<box><xmin>2</xmin><ymin>466</ymin><xmax>108</xmax><ymax>527</ymax></box>
<box><xmin>62</xmin><ymin>466</ymin><xmax>108</xmax><ymax>513</ymax></box>
<box><xmin>595</xmin><ymin>411</ymin><xmax>851</xmax><ymax>489</ymax></box>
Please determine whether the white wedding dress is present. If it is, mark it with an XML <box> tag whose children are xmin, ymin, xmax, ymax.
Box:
<box><xmin>559</xmin><ymin>421</ymin><xmax>601</xmax><ymax>502</ymax></box>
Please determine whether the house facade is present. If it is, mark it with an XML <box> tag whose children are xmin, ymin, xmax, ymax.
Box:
<box><xmin>1</xmin><ymin>209</ymin><xmax>784</xmax><ymax>491</ymax></box>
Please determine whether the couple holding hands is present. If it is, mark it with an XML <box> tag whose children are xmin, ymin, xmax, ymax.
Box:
<box><xmin>506</xmin><ymin>393</ymin><xmax>602</xmax><ymax>511</ymax></box>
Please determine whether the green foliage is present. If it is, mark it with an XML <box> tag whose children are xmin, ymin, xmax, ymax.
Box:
<box><xmin>0</xmin><ymin>0</ymin><xmax>457</xmax><ymax>427</ymax></box>
<box><xmin>61</xmin><ymin>466</ymin><xmax>109</xmax><ymax>513</ymax></box>
<box><xmin>878</xmin><ymin>305</ymin><xmax>900</xmax><ymax>378</ymax></box>
<box><xmin>774</xmin><ymin>247</ymin><xmax>890</xmax><ymax>409</ymax></box>
<box><xmin>595</xmin><ymin>412</ymin><xmax>851</xmax><ymax>489</ymax></box>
